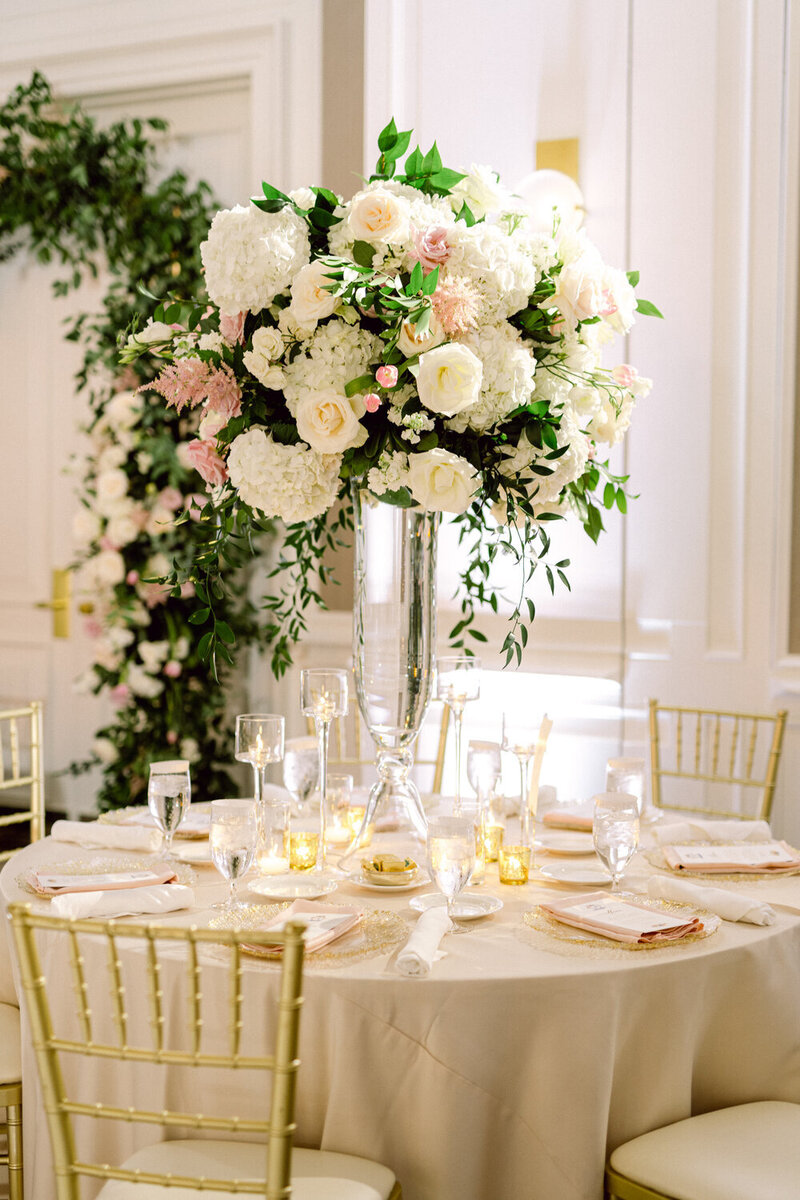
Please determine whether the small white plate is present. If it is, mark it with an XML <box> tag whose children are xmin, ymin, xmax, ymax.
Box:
<box><xmin>345</xmin><ymin>870</ymin><xmax>428</xmax><ymax>894</ymax></box>
<box><xmin>249</xmin><ymin>876</ymin><xmax>339</xmax><ymax>901</ymax></box>
<box><xmin>409</xmin><ymin>892</ymin><xmax>503</xmax><ymax>920</ymax></box>
<box><xmin>172</xmin><ymin>842</ymin><xmax>213</xmax><ymax>865</ymax></box>
<box><xmin>536</xmin><ymin>832</ymin><xmax>596</xmax><ymax>856</ymax></box>
<box><xmin>536</xmin><ymin>862</ymin><xmax>613</xmax><ymax>887</ymax></box>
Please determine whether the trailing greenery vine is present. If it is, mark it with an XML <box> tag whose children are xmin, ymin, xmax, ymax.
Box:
<box><xmin>0</xmin><ymin>72</ymin><xmax>264</xmax><ymax>810</ymax></box>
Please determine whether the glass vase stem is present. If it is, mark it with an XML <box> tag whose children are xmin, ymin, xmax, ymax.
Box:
<box><xmin>518</xmin><ymin>758</ymin><xmax>532</xmax><ymax>848</ymax></box>
<box><xmin>315</xmin><ymin>717</ymin><xmax>330</xmax><ymax>870</ymax></box>
<box><xmin>452</xmin><ymin>707</ymin><xmax>464</xmax><ymax>815</ymax></box>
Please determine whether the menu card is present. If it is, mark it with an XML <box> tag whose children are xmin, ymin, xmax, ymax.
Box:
<box><xmin>29</xmin><ymin>868</ymin><xmax>178</xmax><ymax>897</ymax></box>
<box><xmin>661</xmin><ymin>841</ymin><xmax>800</xmax><ymax>874</ymax></box>
<box><xmin>248</xmin><ymin>899</ymin><xmax>362</xmax><ymax>955</ymax></box>
<box><xmin>539</xmin><ymin>891</ymin><xmax>704</xmax><ymax>944</ymax></box>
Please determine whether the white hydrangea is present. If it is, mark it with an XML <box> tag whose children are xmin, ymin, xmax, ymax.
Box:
<box><xmin>282</xmin><ymin>320</ymin><xmax>381</xmax><ymax>414</ymax></box>
<box><xmin>498</xmin><ymin>411</ymin><xmax>589</xmax><ymax>505</ymax></box>
<box><xmin>198</xmin><ymin>331</ymin><xmax>225</xmax><ymax>353</ymax></box>
<box><xmin>446</xmin><ymin>223</ymin><xmax>540</xmax><ymax>321</ymax></box>
<box><xmin>200</xmin><ymin>203</ymin><xmax>310</xmax><ymax>315</ymax></box>
<box><xmin>139</xmin><ymin>640</ymin><xmax>170</xmax><ymax>673</ymax></box>
<box><xmin>227</xmin><ymin>428</ymin><xmax>341</xmax><ymax>522</ymax></box>
<box><xmin>447</xmin><ymin>322</ymin><xmax>536</xmax><ymax>433</ymax></box>
<box><xmin>367</xmin><ymin>451</ymin><xmax>411</xmax><ymax>496</ymax></box>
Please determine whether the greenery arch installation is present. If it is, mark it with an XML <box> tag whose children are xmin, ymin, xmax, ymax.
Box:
<box><xmin>0</xmin><ymin>73</ymin><xmax>260</xmax><ymax>810</ymax></box>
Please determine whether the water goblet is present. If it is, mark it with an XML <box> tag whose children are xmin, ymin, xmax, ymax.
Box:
<box><xmin>300</xmin><ymin>668</ymin><xmax>349</xmax><ymax>869</ymax></box>
<box><xmin>209</xmin><ymin>798</ymin><xmax>258</xmax><ymax>912</ymax></box>
<box><xmin>426</xmin><ymin>815</ymin><xmax>477</xmax><ymax>926</ymax></box>
<box><xmin>436</xmin><ymin>656</ymin><xmax>481</xmax><ymax>815</ymax></box>
<box><xmin>147</xmin><ymin>759</ymin><xmax>191</xmax><ymax>859</ymax></box>
<box><xmin>606</xmin><ymin>758</ymin><xmax>646</xmax><ymax>816</ymax></box>
<box><xmin>592</xmin><ymin>791</ymin><xmax>640</xmax><ymax>891</ymax></box>
<box><xmin>501</xmin><ymin>713</ymin><xmax>545</xmax><ymax>848</ymax></box>
<box><xmin>282</xmin><ymin>736</ymin><xmax>320</xmax><ymax>813</ymax></box>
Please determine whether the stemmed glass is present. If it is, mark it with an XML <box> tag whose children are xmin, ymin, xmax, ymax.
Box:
<box><xmin>606</xmin><ymin>758</ymin><xmax>646</xmax><ymax>817</ymax></box>
<box><xmin>592</xmin><ymin>792</ymin><xmax>640</xmax><ymax>891</ymax></box>
<box><xmin>436</xmin><ymin>656</ymin><xmax>481</xmax><ymax>814</ymax></box>
<box><xmin>501</xmin><ymin>713</ymin><xmax>544</xmax><ymax>849</ymax></box>
<box><xmin>147</xmin><ymin>760</ymin><xmax>191</xmax><ymax>860</ymax></box>
<box><xmin>300</xmin><ymin>668</ymin><xmax>348</xmax><ymax>869</ymax></box>
<box><xmin>234</xmin><ymin>714</ymin><xmax>285</xmax><ymax>844</ymax></box>
<box><xmin>282</xmin><ymin>736</ymin><xmax>319</xmax><ymax>813</ymax></box>
<box><xmin>426</xmin><ymin>816</ymin><xmax>476</xmax><ymax>926</ymax></box>
<box><xmin>467</xmin><ymin>740</ymin><xmax>502</xmax><ymax>813</ymax></box>
<box><xmin>209</xmin><ymin>798</ymin><xmax>258</xmax><ymax>911</ymax></box>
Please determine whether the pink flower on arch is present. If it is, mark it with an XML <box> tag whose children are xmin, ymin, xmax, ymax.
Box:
<box><xmin>125</xmin><ymin>570</ymin><xmax>139</xmax><ymax>586</ymax></box>
<box><xmin>186</xmin><ymin>439</ymin><xmax>229</xmax><ymax>487</ymax></box>
<box><xmin>219</xmin><ymin>311</ymin><xmax>245</xmax><ymax>345</ymax></box>
<box><xmin>166</xmin><ymin>730</ymin><xmax>178</xmax><ymax>745</ymax></box>
<box><xmin>364</xmin><ymin>393</ymin><xmax>382</xmax><ymax>413</ymax></box>
<box><xmin>144</xmin><ymin>360</ymin><xmax>242</xmax><ymax>417</ymax></box>
<box><xmin>164</xmin><ymin>660</ymin><xmax>182</xmax><ymax>679</ymax></box>
<box><xmin>376</xmin><ymin>365</ymin><xmax>398</xmax><ymax>389</ymax></box>
<box><xmin>110</xmin><ymin>683</ymin><xmax>131</xmax><ymax>706</ymax></box>
<box><xmin>158</xmin><ymin>487</ymin><xmax>183</xmax><ymax>511</ymax></box>
<box><xmin>612</xmin><ymin>364</ymin><xmax>638</xmax><ymax>388</ymax></box>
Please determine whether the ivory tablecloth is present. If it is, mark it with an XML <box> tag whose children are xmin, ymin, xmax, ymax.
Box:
<box><xmin>3</xmin><ymin>836</ymin><xmax>800</xmax><ymax>1200</ymax></box>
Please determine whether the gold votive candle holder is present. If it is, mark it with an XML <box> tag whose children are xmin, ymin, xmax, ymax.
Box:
<box><xmin>344</xmin><ymin>806</ymin><xmax>374</xmax><ymax>847</ymax></box>
<box><xmin>481</xmin><ymin>823</ymin><xmax>504</xmax><ymax>863</ymax></box>
<box><xmin>498</xmin><ymin>844</ymin><xmax>531</xmax><ymax>885</ymax></box>
<box><xmin>289</xmin><ymin>831</ymin><xmax>319</xmax><ymax>871</ymax></box>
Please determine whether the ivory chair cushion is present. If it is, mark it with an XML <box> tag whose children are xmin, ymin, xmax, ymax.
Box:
<box><xmin>0</xmin><ymin>1003</ymin><xmax>21</xmax><ymax>1083</ymax></box>
<box><xmin>609</xmin><ymin>1101</ymin><xmax>800</xmax><ymax>1200</ymax></box>
<box><xmin>97</xmin><ymin>1139</ymin><xmax>398</xmax><ymax>1200</ymax></box>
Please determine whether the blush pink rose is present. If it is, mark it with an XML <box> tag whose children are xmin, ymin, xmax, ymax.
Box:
<box><xmin>158</xmin><ymin>487</ymin><xmax>183</xmax><ymax>511</ymax></box>
<box><xmin>364</xmin><ymin>393</ymin><xmax>381</xmax><ymax>413</ymax></box>
<box><xmin>84</xmin><ymin>617</ymin><xmax>104</xmax><ymax>638</ymax></box>
<box><xmin>219</xmin><ymin>311</ymin><xmax>245</xmax><ymax>344</ymax></box>
<box><xmin>99</xmin><ymin>535</ymin><xmax>118</xmax><ymax>551</ymax></box>
<box><xmin>125</xmin><ymin>570</ymin><xmax>139</xmax><ymax>585</ymax></box>
<box><xmin>612</xmin><ymin>364</ymin><xmax>638</xmax><ymax>387</ymax></box>
<box><xmin>180</xmin><ymin>581</ymin><xmax>196</xmax><ymax>599</ymax></box>
<box><xmin>186</xmin><ymin>439</ymin><xmax>229</xmax><ymax>487</ymax></box>
<box><xmin>166</xmin><ymin>730</ymin><xmax>178</xmax><ymax>745</ymax></box>
<box><xmin>110</xmin><ymin>683</ymin><xmax>131</xmax><ymax>706</ymax></box>
<box><xmin>410</xmin><ymin>225</ymin><xmax>451</xmax><ymax>273</ymax></box>
<box><xmin>164</xmin><ymin>660</ymin><xmax>182</xmax><ymax>678</ymax></box>
<box><xmin>376</xmin><ymin>365</ymin><xmax>398</xmax><ymax>389</ymax></box>
<box><xmin>139</xmin><ymin>581</ymin><xmax>171</xmax><ymax>609</ymax></box>
<box><xmin>600</xmin><ymin>289</ymin><xmax>618</xmax><ymax>317</ymax></box>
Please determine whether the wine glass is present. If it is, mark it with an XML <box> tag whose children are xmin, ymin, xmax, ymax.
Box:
<box><xmin>592</xmin><ymin>792</ymin><xmax>640</xmax><ymax>890</ymax></box>
<box><xmin>436</xmin><ymin>656</ymin><xmax>481</xmax><ymax>814</ymax></box>
<box><xmin>282</xmin><ymin>736</ymin><xmax>319</xmax><ymax>813</ymax></box>
<box><xmin>606</xmin><ymin>758</ymin><xmax>646</xmax><ymax>816</ymax></box>
<box><xmin>426</xmin><ymin>816</ymin><xmax>476</xmax><ymax>924</ymax></box>
<box><xmin>500</xmin><ymin>713</ymin><xmax>545</xmax><ymax>849</ymax></box>
<box><xmin>209</xmin><ymin>798</ymin><xmax>258</xmax><ymax>911</ymax></box>
<box><xmin>300</xmin><ymin>669</ymin><xmax>348</xmax><ymax>869</ymax></box>
<box><xmin>234</xmin><ymin>714</ymin><xmax>285</xmax><ymax>833</ymax></box>
<box><xmin>147</xmin><ymin>759</ymin><xmax>191</xmax><ymax>859</ymax></box>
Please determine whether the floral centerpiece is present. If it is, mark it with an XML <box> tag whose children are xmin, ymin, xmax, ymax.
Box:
<box><xmin>122</xmin><ymin>120</ymin><xmax>659</xmax><ymax>675</ymax></box>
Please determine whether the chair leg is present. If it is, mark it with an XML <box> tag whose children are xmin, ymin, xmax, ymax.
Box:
<box><xmin>6</xmin><ymin>1101</ymin><xmax>22</xmax><ymax>1200</ymax></box>
<box><xmin>387</xmin><ymin>1182</ymin><xmax>402</xmax><ymax>1200</ymax></box>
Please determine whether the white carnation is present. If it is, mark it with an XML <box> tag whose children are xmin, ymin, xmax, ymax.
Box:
<box><xmin>448</xmin><ymin>322</ymin><xmax>536</xmax><ymax>433</ymax></box>
<box><xmin>201</xmin><ymin>203</ymin><xmax>310</xmax><ymax>315</ymax></box>
<box><xmin>227</xmin><ymin>428</ymin><xmax>341</xmax><ymax>522</ymax></box>
<box><xmin>198</xmin><ymin>331</ymin><xmax>225</xmax><ymax>353</ymax></box>
<box><xmin>282</xmin><ymin>320</ymin><xmax>381</xmax><ymax>414</ymax></box>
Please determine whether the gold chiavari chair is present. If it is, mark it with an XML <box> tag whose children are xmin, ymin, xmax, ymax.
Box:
<box><xmin>0</xmin><ymin>1001</ymin><xmax>23</xmax><ymax>1200</ymax></box>
<box><xmin>0</xmin><ymin>701</ymin><xmax>45</xmax><ymax>862</ymax></box>
<box><xmin>648</xmin><ymin>701</ymin><xmax>787</xmax><ymax>822</ymax></box>
<box><xmin>9</xmin><ymin>904</ymin><xmax>402</xmax><ymax>1200</ymax></box>
<box><xmin>605</xmin><ymin>1101</ymin><xmax>800</xmax><ymax>1200</ymax></box>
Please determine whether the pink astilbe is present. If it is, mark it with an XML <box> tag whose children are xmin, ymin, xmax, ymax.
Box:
<box><xmin>145</xmin><ymin>360</ymin><xmax>242</xmax><ymax>417</ymax></box>
<box><xmin>431</xmin><ymin>274</ymin><xmax>481</xmax><ymax>335</ymax></box>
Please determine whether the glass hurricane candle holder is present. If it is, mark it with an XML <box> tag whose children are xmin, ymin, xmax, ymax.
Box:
<box><xmin>344</xmin><ymin>805</ymin><xmax>373</xmax><ymax>847</ymax></box>
<box><xmin>234</xmin><ymin>714</ymin><xmax>285</xmax><ymax>841</ymax></box>
<box><xmin>289</xmin><ymin>830</ymin><xmax>320</xmax><ymax>871</ymax></box>
<box><xmin>480</xmin><ymin>821</ymin><xmax>504</xmax><ymax>864</ymax></box>
<box><xmin>605</xmin><ymin>757</ymin><xmax>646</xmax><ymax>816</ymax></box>
<box><xmin>498</xmin><ymin>844</ymin><xmax>531</xmax><ymax>885</ymax></box>
<box><xmin>436</xmin><ymin>656</ymin><xmax>481</xmax><ymax>815</ymax></box>
<box><xmin>324</xmin><ymin>773</ymin><xmax>354</xmax><ymax>849</ymax></box>
<box><xmin>300</xmin><ymin>668</ymin><xmax>349</xmax><ymax>869</ymax></box>
<box><xmin>256</xmin><ymin>798</ymin><xmax>290</xmax><ymax>875</ymax></box>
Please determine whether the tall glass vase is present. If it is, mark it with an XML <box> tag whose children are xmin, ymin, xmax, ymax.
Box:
<box><xmin>351</xmin><ymin>483</ymin><xmax>438</xmax><ymax>842</ymax></box>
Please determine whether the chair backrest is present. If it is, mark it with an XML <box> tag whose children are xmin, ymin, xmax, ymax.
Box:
<box><xmin>307</xmin><ymin>668</ymin><xmax>450</xmax><ymax>794</ymax></box>
<box><xmin>0</xmin><ymin>702</ymin><xmax>45</xmax><ymax>860</ymax></box>
<box><xmin>648</xmin><ymin>700</ymin><xmax>788</xmax><ymax>821</ymax></box>
<box><xmin>9</xmin><ymin>903</ymin><xmax>306</xmax><ymax>1200</ymax></box>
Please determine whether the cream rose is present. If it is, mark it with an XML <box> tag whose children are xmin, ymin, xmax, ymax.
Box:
<box><xmin>397</xmin><ymin>311</ymin><xmax>446</xmax><ymax>358</ymax></box>
<box><xmin>348</xmin><ymin>188</ymin><xmax>409</xmax><ymax>244</ymax></box>
<box><xmin>547</xmin><ymin>258</ymin><xmax>605</xmax><ymax>329</ymax></box>
<box><xmin>407</xmin><ymin>448</ymin><xmax>479</xmax><ymax>513</ymax></box>
<box><xmin>295</xmin><ymin>390</ymin><xmax>368</xmax><ymax>454</ymax></box>
<box><xmin>416</xmin><ymin>343</ymin><xmax>483</xmax><ymax>416</ymax></box>
<box><xmin>289</xmin><ymin>260</ymin><xmax>340</xmax><ymax>326</ymax></box>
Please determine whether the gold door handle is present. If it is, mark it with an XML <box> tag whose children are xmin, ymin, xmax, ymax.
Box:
<box><xmin>34</xmin><ymin>568</ymin><xmax>71</xmax><ymax>639</ymax></box>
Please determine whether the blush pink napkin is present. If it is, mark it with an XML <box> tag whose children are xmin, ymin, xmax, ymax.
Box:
<box><xmin>28</xmin><ymin>867</ymin><xmax>178</xmax><ymax>896</ymax></box>
<box><xmin>542</xmin><ymin>807</ymin><xmax>594</xmax><ymax>832</ymax></box>
<box><xmin>661</xmin><ymin>840</ymin><xmax>800</xmax><ymax>873</ymax></box>
<box><xmin>539</xmin><ymin>890</ymin><xmax>704</xmax><ymax>944</ymax></box>
<box><xmin>249</xmin><ymin>899</ymin><xmax>363</xmax><ymax>955</ymax></box>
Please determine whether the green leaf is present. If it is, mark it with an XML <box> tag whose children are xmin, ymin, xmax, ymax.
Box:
<box><xmin>310</xmin><ymin>186</ymin><xmax>339</xmax><ymax>209</ymax></box>
<box><xmin>188</xmin><ymin>608</ymin><xmax>210</xmax><ymax>625</ymax></box>
<box><xmin>615</xmin><ymin>489</ymin><xmax>628</xmax><ymax>514</ymax></box>
<box><xmin>603</xmin><ymin>482</ymin><xmax>615</xmax><ymax>509</ymax></box>
<box><xmin>215</xmin><ymin>620</ymin><xmax>236</xmax><ymax>645</ymax></box>
<box><xmin>455</xmin><ymin>201</ymin><xmax>476</xmax><ymax>227</ymax></box>
<box><xmin>636</xmin><ymin>297</ymin><xmax>664</xmax><ymax>318</ymax></box>
<box><xmin>421</xmin><ymin>141</ymin><xmax>443</xmax><ymax>174</ymax></box>
<box><xmin>197</xmin><ymin>631</ymin><xmax>214</xmax><ymax>660</ymax></box>
<box><xmin>345</xmin><ymin>373</ymin><xmax>374</xmax><ymax>397</ymax></box>
<box><xmin>377</xmin><ymin>118</ymin><xmax>398</xmax><ymax>152</ymax></box>
<box><xmin>421</xmin><ymin>266</ymin><xmax>439</xmax><ymax>296</ymax></box>
<box><xmin>404</xmin><ymin>145</ymin><xmax>423</xmax><ymax>177</ymax></box>
<box><xmin>429</xmin><ymin>167</ymin><xmax>466</xmax><ymax>190</ymax></box>
<box><xmin>407</xmin><ymin>260</ymin><xmax>424</xmax><ymax>295</ymax></box>
<box><xmin>626</xmin><ymin>270</ymin><xmax>640</xmax><ymax>287</ymax></box>
<box><xmin>352</xmin><ymin>240</ymin><xmax>375</xmax><ymax>268</ymax></box>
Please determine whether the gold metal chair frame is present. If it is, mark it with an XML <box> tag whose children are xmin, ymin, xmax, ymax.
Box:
<box><xmin>0</xmin><ymin>1073</ymin><xmax>23</xmax><ymax>1200</ymax></box>
<box><xmin>0</xmin><ymin>702</ymin><xmax>45</xmax><ymax>862</ymax></box>
<box><xmin>10</xmin><ymin>905</ymin><xmax>308</xmax><ymax>1200</ymax></box>
<box><xmin>648</xmin><ymin>700</ymin><xmax>787</xmax><ymax>822</ymax></box>
<box><xmin>605</xmin><ymin>1163</ymin><xmax>675</xmax><ymax>1199</ymax></box>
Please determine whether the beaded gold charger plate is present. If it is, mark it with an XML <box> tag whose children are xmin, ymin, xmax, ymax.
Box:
<box><xmin>645</xmin><ymin>844</ymin><xmax>800</xmax><ymax>883</ymax></box>
<box><xmin>209</xmin><ymin>903</ymin><xmax>409</xmax><ymax>969</ymax></box>
<box><xmin>17</xmin><ymin>855</ymin><xmax>197</xmax><ymax>896</ymax></box>
<box><xmin>523</xmin><ymin>893</ymin><xmax>721</xmax><ymax>953</ymax></box>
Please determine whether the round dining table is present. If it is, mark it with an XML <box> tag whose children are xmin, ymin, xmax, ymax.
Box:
<box><xmin>2</xmin><ymin>821</ymin><xmax>800</xmax><ymax>1200</ymax></box>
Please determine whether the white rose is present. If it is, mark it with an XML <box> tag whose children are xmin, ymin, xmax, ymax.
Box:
<box><xmin>144</xmin><ymin>505</ymin><xmax>175</xmax><ymax>537</ymax></box>
<box><xmin>93</xmin><ymin>549</ymin><xmax>126</xmax><ymax>586</ymax></box>
<box><xmin>397</xmin><ymin>311</ymin><xmax>445</xmax><ymax>358</ymax></box>
<box><xmin>105</xmin><ymin>390</ymin><xmax>140</xmax><ymax>430</ymax></box>
<box><xmin>295</xmin><ymin>390</ymin><xmax>368</xmax><ymax>454</ymax></box>
<box><xmin>146</xmin><ymin>553</ymin><xmax>170</xmax><ymax>578</ymax></box>
<box><xmin>348</xmin><ymin>188</ymin><xmax>409</xmax><ymax>244</ymax></box>
<box><xmin>106</xmin><ymin>512</ymin><xmax>140</xmax><ymax>547</ymax></box>
<box><xmin>252</xmin><ymin>326</ymin><xmax>284</xmax><ymax>360</ymax></box>
<box><xmin>243</xmin><ymin>326</ymin><xmax>287</xmax><ymax>386</ymax></box>
<box><xmin>289</xmin><ymin>186</ymin><xmax>318</xmax><ymax>210</ymax></box>
<box><xmin>126</xmin><ymin>321</ymin><xmax>173</xmax><ymax>353</ymax></box>
<box><xmin>180</xmin><ymin>738</ymin><xmax>199</xmax><ymax>761</ymax></box>
<box><xmin>92</xmin><ymin>737</ymin><xmax>118</xmax><ymax>765</ymax></box>
<box><xmin>97</xmin><ymin>445</ymin><xmax>127</xmax><ymax>472</ymax></box>
<box><xmin>95</xmin><ymin>468</ymin><xmax>128</xmax><ymax>510</ymax></box>
<box><xmin>139</xmin><ymin>639</ymin><xmax>170</xmax><ymax>672</ymax></box>
<box><xmin>407</xmin><ymin>448</ymin><xmax>479</xmax><ymax>513</ymax></box>
<box><xmin>72</xmin><ymin>508</ymin><xmax>101</xmax><ymax>547</ymax></box>
<box><xmin>127</xmin><ymin>663</ymin><xmax>164</xmax><ymax>699</ymax></box>
<box><xmin>450</xmin><ymin>164</ymin><xmax>509</xmax><ymax>220</ymax></box>
<box><xmin>289</xmin><ymin>260</ymin><xmax>340</xmax><ymax>326</ymax></box>
<box><xmin>416</xmin><ymin>343</ymin><xmax>483</xmax><ymax>416</ymax></box>
<box><xmin>547</xmin><ymin>257</ymin><xmax>605</xmax><ymax>330</ymax></box>
<box><xmin>173</xmin><ymin>636</ymin><xmax>190</xmax><ymax>660</ymax></box>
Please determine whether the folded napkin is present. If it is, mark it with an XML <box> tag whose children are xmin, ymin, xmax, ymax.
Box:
<box><xmin>542</xmin><ymin>806</ymin><xmax>594</xmax><ymax>832</ymax></box>
<box><xmin>654</xmin><ymin>818</ymin><xmax>772</xmax><ymax>845</ymax></box>
<box><xmin>254</xmin><ymin>899</ymin><xmax>362</xmax><ymax>954</ymax></box>
<box><xmin>51</xmin><ymin>820</ymin><xmax>161</xmax><ymax>854</ymax></box>
<box><xmin>396</xmin><ymin>907</ymin><xmax>453</xmax><ymax>977</ymax></box>
<box><xmin>28</xmin><ymin>866</ymin><xmax>177</xmax><ymax>897</ymax></box>
<box><xmin>118</xmin><ymin>807</ymin><xmax>210</xmax><ymax>837</ymax></box>
<box><xmin>661</xmin><ymin>840</ymin><xmax>800</xmax><ymax>874</ymax></box>
<box><xmin>51</xmin><ymin>884</ymin><xmax>194</xmax><ymax>919</ymax></box>
<box><xmin>647</xmin><ymin>876</ymin><xmax>775</xmax><ymax>926</ymax></box>
<box><xmin>539</xmin><ymin>890</ymin><xmax>703</xmax><ymax>944</ymax></box>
